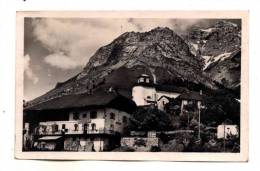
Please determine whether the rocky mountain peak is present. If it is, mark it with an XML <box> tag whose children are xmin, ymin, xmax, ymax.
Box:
<box><xmin>214</xmin><ymin>20</ymin><xmax>239</xmax><ymax>29</ymax></box>
<box><xmin>150</xmin><ymin>26</ymin><xmax>175</xmax><ymax>34</ymax></box>
<box><xmin>185</xmin><ymin>20</ymin><xmax>241</xmax><ymax>90</ymax></box>
<box><xmin>28</xmin><ymin>20</ymin><xmax>241</xmax><ymax>106</ymax></box>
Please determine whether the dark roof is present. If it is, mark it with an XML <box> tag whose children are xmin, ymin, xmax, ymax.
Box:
<box><xmin>157</xmin><ymin>95</ymin><xmax>174</xmax><ymax>101</ymax></box>
<box><xmin>178</xmin><ymin>91</ymin><xmax>203</xmax><ymax>101</ymax></box>
<box><xmin>155</xmin><ymin>85</ymin><xmax>186</xmax><ymax>93</ymax></box>
<box><xmin>116</xmin><ymin>88</ymin><xmax>133</xmax><ymax>99</ymax></box>
<box><xmin>25</xmin><ymin>91</ymin><xmax>137</xmax><ymax>113</ymax></box>
<box><xmin>134</xmin><ymin>83</ymin><xmax>186</xmax><ymax>94</ymax></box>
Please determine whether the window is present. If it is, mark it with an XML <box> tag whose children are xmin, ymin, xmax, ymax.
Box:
<box><xmin>62</xmin><ymin>124</ymin><xmax>66</xmax><ymax>129</ymax></box>
<box><xmin>74</xmin><ymin>124</ymin><xmax>79</xmax><ymax>131</ymax></box>
<box><xmin>90</xmin><ymin>111</ymin><xmax>97</xmax><ymax>119</ymax></box>
<box><xmin>123</xmin><ymin>116</ymin><xmax>127</xmax><ymax>123</ymax></box>
<box><xmin>42</xmin><ymin>125</ymin><xmax>47</xmax><ymax>132</ymax></box>
<box><xmin>82</xmin><ymin>113</ymin><xmax>87</xmax><ymax>118</ymax></box>
<box><xmin>91</xmin><ymin>123</ymin><xmax>96</xmax><ymax>131</ymax></box>
<box><xmin>110</xmin><ymin>113</ymin><xmax>115</xmax><ymax>119</ymax></box>
<box><xmin>73</xmin><ymin>112</ymin><xmax>79</xmax><ymax>120</ymax></box>
<box><xmin>139</xmin><ymin>77</ymin><xmax>144</xmax><ymax>83</ymax></box>
<box><xmin>110</xmin><ymin>124</ymin><xmax>114</xmax><ymax>130</ymax></box>
<box><xmin>84</xmin><ymin>124</ymin><xmax>88</xmax><ymax>131</ymax></box>
<box><xmin>147</xmin><ymin>96</ymin><xmax>151</xmax><ymax>99</ymax></box>
<box><xmin>54</xmin><ymin>124</ymin><xmax>59</xmax><ymax>132</ymax></box>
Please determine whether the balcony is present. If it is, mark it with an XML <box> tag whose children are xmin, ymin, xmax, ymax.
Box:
<box><xmin>84</xmin><ymin>128</ymin><xmax>115</xmax><ymax>135</ymax></box>
<box><xmin>35</xmin><ymin>120</ymin><xmax>115</xmax><ymax>136</ymax></box>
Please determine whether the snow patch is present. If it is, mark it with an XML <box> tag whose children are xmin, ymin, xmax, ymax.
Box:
<box><xmin>229</xmin><ymin>22</ymin><xmax>238</xmax><ymax>27</ymax></box>
<box><xmin>214</xmin><ymin>52</ymin><xmax>233</xmax><ymax>62</ymax></box>
<box><xmin>200</xmin><ymin>28</ymin><xmax>214</xmax><ymax>33</ymax></box>
<box><xmin>190</xmin><ymin>42</ymin><xmax>199</xmax><ymax>51</ymax></box>
<box><xmin>189</xmin><ymin>42</ymin><xmax>199</xmax><ymax>56</ymax></box>
<box><xmin>202</xmin><ymin>56</ymin><xmax>212</xmax><ymax>70</ymax></box>
<box><xmin>202</xmin><ymin>52</ymin><xmax>233</xmax><ymax>71</ymax></box>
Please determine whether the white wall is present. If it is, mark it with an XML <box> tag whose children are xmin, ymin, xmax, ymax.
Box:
<box><xmin>132</xmin><ymin>85</ymin><xmax>180</xmax><ymax>108</ymax></box>
<box><xmin>217</xmin><ymin>125</ymin><xmax>239</xmax><ymax>139</ymax></box>
<box><xmin>104</xmin><ymin>108</ymin><xmax>131</xmax><ymax>134</ymax></box>
<box><xmin>132</xmin><ymin>86</ymin><xmax>156</xmax><ymax>106</ymax></box>
<box><xmin>157</xmin><ymin>97</ymin><xmax>169</xmax><ymax>111</ymax></box>
<box><xmin>69</xmin><ymin>108</ymin><xmax>105</xmax><ymax>121</ymax></box>
<box><xmin>85</xmin><ymin>119</ymin><xmax>105</xmax><ymax>132</ymax></box>
<box><xmin>68</xmin><ymin>108</ymin><xmax>130</xmax><ymax>134</ymax></box>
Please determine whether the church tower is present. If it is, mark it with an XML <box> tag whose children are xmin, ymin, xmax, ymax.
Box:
<box><xmin>132</xmin><ymin>74</ymin><xmax>156</xmax><ymax>106</ymax></box>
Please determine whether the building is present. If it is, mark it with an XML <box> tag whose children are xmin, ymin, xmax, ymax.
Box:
<box><xmin>178</xmin><ymin>91</ymin><xmax>203</xmax><ymax>115</ymax></box>
<box><xmin>132</xmin><ymin>74</ymin><xmax>185</xmax><ymax>110</ymax></box>
<box><xmin>132</xmin><ymin>74</ymin><xmax>203</xmax><ymax>113</ymax></box>
<box><xmin>23</xmin><ymin>90</ymin><xmax>137</xmax><ymax>151</ymax></box>
<box><xmin>217</xmin><ymin>124</ymin><xmax>239</xmax><ymax>139</ymax></box>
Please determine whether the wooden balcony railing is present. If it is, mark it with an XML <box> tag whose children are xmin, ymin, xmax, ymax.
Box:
<box><xmin>35</xmin><ymin>128</ymin><xmax>115</xmax><ymax>136</ymax></box>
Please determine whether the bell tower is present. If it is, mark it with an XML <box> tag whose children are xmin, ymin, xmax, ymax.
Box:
<box><xmin>132</xmin><ymin>74</ymin><xmax>156</xmax><ymax>106</ymax></box>
<box><xmin>137</xmin><ymin>74</ymin><xmax>151</xmax><ymax>85</ymax></box>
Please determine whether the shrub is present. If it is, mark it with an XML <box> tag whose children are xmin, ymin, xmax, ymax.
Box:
<box><xmin>112</xmin><ymin>146</ymin><xmax>135</xmax><ymax>152</ymax></box>
<box><xmin>150</xmin><ymin>146</ymin><xmax>161</xmax><ymax>152</ymax></box>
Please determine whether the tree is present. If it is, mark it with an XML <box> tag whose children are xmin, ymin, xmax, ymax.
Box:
<box><xmin>129</xmin><ymin>107</ymin><xmax>174</xmax><ymax>131</ymax></box>
<box><xmin>200</xmin><ymin>92</ymin><xmax>240</xmax><ymax>125</ymax></box>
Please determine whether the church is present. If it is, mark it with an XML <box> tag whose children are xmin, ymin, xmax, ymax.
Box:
<box><xmin>132</xmin><ymin>74</ymin><xmax>203</xmax><ymax>112</ymax></box>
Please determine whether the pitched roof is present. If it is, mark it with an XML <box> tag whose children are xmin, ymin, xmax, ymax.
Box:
<box><xmin>134</xmin><ymin>82</ymin><xmax>187</xmax><ymax>94</ymax></box>
<box><xmin>25</xmin><ymin>91</ymin><xmax>136</xmax><ymax>113</ymax></box>
<box><xmin>178</xmin><ymin>91</ymin><xmax>203</xmax><ymax>101</ymax></box>
<box><xmin>155</xmin><ymin>85</ymin><xmax>186</xmax><ymax>93</ymax></box>
<box><xmin>157</xmin><ymin>95</ymin><xmax>174</xmax><ymax>101</ymax></box>
<box><xmin>137</xmin><ymin>74</ymin><xmax>150</xmax><ymax>78</ymax></box>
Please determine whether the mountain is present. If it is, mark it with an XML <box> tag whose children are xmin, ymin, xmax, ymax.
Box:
<box><xmin>27</xmin><ymin>21</ymin><xmax>241</xmax><ymax>106</ymax></box>
<box><xmin>186</xmin><ymin>21</ymin><xmax>241</xmax><ymax>90</ymax></box>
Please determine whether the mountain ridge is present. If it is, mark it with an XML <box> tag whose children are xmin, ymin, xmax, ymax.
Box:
<box><xmin>26</xmin><ymin>21</ymin><xmax>241</xmax><ymax>107</ymax></box>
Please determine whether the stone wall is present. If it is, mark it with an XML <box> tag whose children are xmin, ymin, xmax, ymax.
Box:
<box><xmin>64</xmin><ymin>137</ymin><xmax>93</xmax><ymax>151</ymax></box>
<box><xmin>121</xmin><ymin>137</ymin><xmax>159</xmax><ymax>151</ymax></box>
<box><xmin>64</xmin><ymin>137</ymin><xmax>110</xmax><ymax>152</ymax></box>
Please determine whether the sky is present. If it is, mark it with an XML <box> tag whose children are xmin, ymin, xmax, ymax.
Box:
<box><xmin>24</xmin><ymin>18</ymin><xmax>240</xmax><ymax>101</ymax></box>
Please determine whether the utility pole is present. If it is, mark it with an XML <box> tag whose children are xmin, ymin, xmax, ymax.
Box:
<box><xmin>198</xmin><ymin>90</ymin><xmax>202</xmax><ymax>141</ymax></box>
<box><xmin>223</xmin><ymin>121</ymin><xmax>226</xmax><ymax>152</ymax></box>
<box><xmin>198</xmin><ymin>103</ymin><xmax>201</xmax><ymax>141</ymax></box>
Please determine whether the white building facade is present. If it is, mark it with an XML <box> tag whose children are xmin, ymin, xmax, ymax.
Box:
<box><xmin>132</xmin><ymin>74</ymin><xmax>182</xmax><ymax>110</ymax></box>
<box><xmin>24</xmin><ymin>92</ymin><xmax>136</xmax><ymax>152</ymax></box>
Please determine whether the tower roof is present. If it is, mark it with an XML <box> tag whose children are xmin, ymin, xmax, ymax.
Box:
<box><xmin>137</xmin><ymin>74</ymin><xmax>150</xmax><ymax>78</ymax></box>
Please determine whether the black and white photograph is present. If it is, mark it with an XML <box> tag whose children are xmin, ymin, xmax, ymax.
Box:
<box><xmin>15</xmin><ymin>11</ymin><xmax>248</xmax><ymax>161</ymax></box>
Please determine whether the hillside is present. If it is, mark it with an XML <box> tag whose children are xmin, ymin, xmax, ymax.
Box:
<box><xmin>27</xmin><ymin>21</ymin><xmax>241</xmax><ymax>107</ymax></box>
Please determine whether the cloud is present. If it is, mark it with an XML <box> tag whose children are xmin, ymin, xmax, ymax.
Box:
<box><xmin>31</xmin><ymin>18</ymin><xmax>207</xmax><ymax>70</ymax></box>
<box><xmin>31</xmin><ymin>18</ymin><xmax>138</xmax><ymax>69</ymax></box>
<box><xmin>44</xmin><ymin>52</ymin><xmax>79</xmax><ymax>70</ymax></box>
<box><xmin>24</xmin><ymin>54</ymin><xmax>39</xmax><ymax>84</ymax></box>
